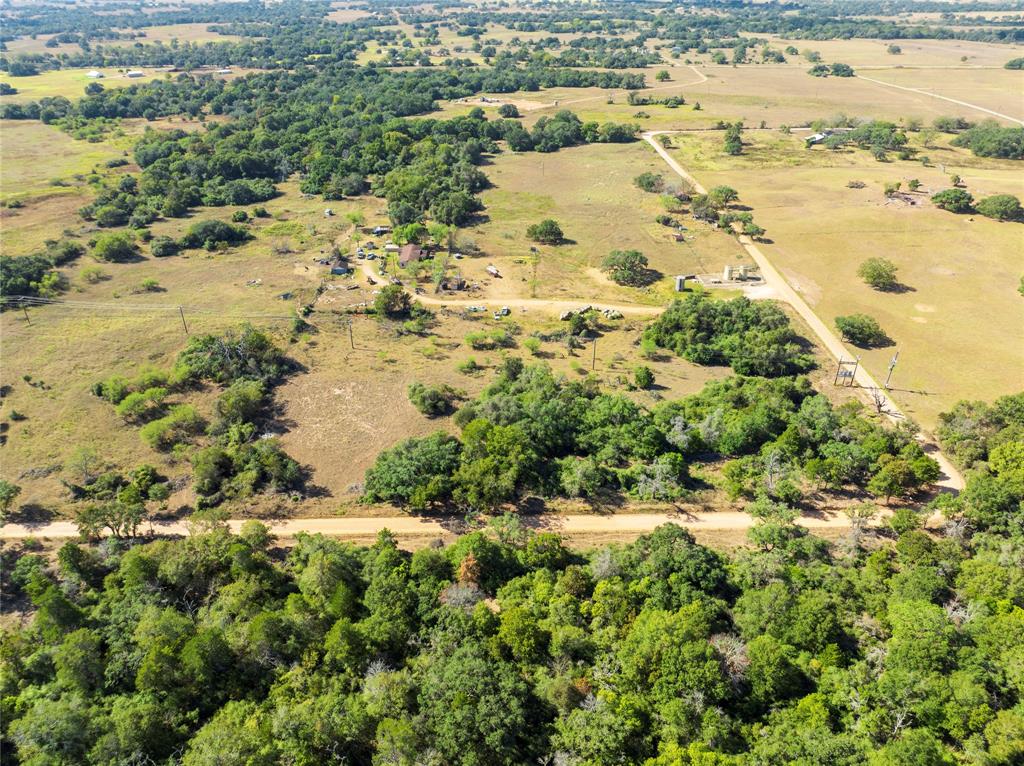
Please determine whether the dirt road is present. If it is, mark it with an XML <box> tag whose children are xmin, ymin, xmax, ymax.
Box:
<box><xmin>856</xmin><ymin>74</ymin><xmax>1024</xmax><ymax>126</ymax></box>
<box><xmin>358</xmin><ymin>259</ymin><xmax>661</xmax><ymax>316</ymax></box>
<box><xmin>0</xmin><ymin>509</ymin><xmax>888</xmax><ymax>542</ymax></box>
<box><xmin>642</xmin><ymin>131</ymin><xmax>964</xmax><ymax>492</ymax></box>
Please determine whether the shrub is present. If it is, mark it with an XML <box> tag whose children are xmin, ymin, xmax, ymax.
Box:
<box><xmin>91</xmin><ymin>232</ymin><xmax>138</xmax><ymax>263</ymax></box>
<box><xmin>634</xmin><ymin>366</ymin><xmax>655</xmax><ymax>389</ymax></box>
<box><xmin>526</xmin><ymin>219</ymin><xmax>563</xmax><ymax>245</ymax></box>
<box><xmin>408</xmin><ymin>382</ymin><xmax>459</xmax><ymax>417</ymax></box>
<box><xmin>363</xmin><ymin>432</ymin><xmax>462</xmax><ymax>509</ymax></box>
<box><xmin>857</xmin><ymin>257</ymin><xmax>899</xmax><ymax>290</ymax></box>
<box><xmin>975</xmin><ymin>194</ymin><xmax>1022</xmax><ymax>221</ymax></box>
<box><xmin>174</xmin><ymin>325</ymin><xmax>289</xmax><ymax>386</ymax></box>
<box><xmin>835</xmin><ymin>314</ymin><xmax>889</xmax><ymax>347</ymax></box>
<box><xmin>643</xmin><ymin>294</ymin><xmax>813</xmax><ymax>377</ymax></box>
<box><xmin>497</xmin><ymin>103</ymin><xmax>520</xmax><ymax>118</ymax></box>
<box><xmin>373</xmin><ymin>285</ymin><xmax>412</xmax><ymax>318</ymax></box>
<box><xmin>179</xmin><ymin>220</ymin><xmax>249</xmax><ymax>250</ymax></box>
<box><xmin>231</xmin><ymin>210</ymin><xmax>249</xmax><ymax>223</ymax></box>
<box><xmin>150</xmin><ymin>236</ymin><xmax>180</xmax><ymax>258</ymax></box>
<box><xmin>634</xmin><ymin>172</ymin><xmax>664</xmax><ymax>193</ymax></box>
<box><xmin>79</xmin><ymin>266</ymin><xmax>107</xmax><ymax>284</ymax></box>
<box><xmin>931</xmin><ymin>188</ymin><xmax>974</xmax><ymax>213</ymax></box>
<box><xmin>139</xmin><ymin>405</ymin><xmax>204</xmax><ymax>450</ymax></box>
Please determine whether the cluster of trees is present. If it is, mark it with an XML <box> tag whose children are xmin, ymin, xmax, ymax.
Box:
<box><xmin>364</xmin><ymin>353</ymin><xmax>941</xmax><ymax>512</ymax></box>
<box><xmin>932</xmin><ymin>188</ymin><xmax>1023</xmax><ymax>221</ymax></box>
<box><xmin>6</xmin><ymin>67</ymin><xmax>640</xmax><ymax>231</ymax></box>
<box><xmin>808</xmin><ymin>61</ymin><xmax>855</xmax><ymax>77</ymax></box>
<box><xmin>821</xmin><ymin>120</ymin><xmax>909</xmax><ymax>159</ymax></box>
<box><xmin>951</xmin><ymin>121</ymin><xmax>1024</xmax><ymax>159</ymax></box>
<box><xmin>91</xmin><ymin>326</ymin><xmax>302</xmax><ymax>507</ymax></box>
<box><xmin>643</xmin><ymin>294</ymin><xmax>814</xmax><ymax>377</ymax></box>
<box><xmin>8</xmin><ymin>417</ymin><xmax>1021</xmax><ymax>764</ymax></box>
<box><xmin>936</xmin><ymin>392</ymin><xmax>1024</xmax><ymax>535</ymax></box>
<box><xmin>0</xmin><ymin>237</ymin><xmax>87</xmax><ymax>301</ymax></box>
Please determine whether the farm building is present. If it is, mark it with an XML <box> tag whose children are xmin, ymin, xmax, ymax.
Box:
<box><xmin>125</xmin><ymin>70</ymin><xmax>145</xmax><ymax>78</ymax></box>
<box><xmin>86</xmin><ymin>70</ymin><xmax>104</xmax><ymax>79</ymax></box>
<box><xmin>399</xmin><ymin>245</ymin><xmax>425</xmax><ymax>267</ymax></box>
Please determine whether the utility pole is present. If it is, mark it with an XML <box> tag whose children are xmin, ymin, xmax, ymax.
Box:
<box><xmin>21</xmin><ymin>304</ymin><xmax>30</xmax><ymax>326</ymax></box>
<box><xmin>348</xmin><ymin>319</ymin><xmax>354</xmax><ymax>350</ymax></box>
<box><xmin>178</xmin><ymin>306</ymin><xmax>189</xmax><ymax>335</ymax></box>
<box><xmin>885</xmin><ymin>351</ymin><xmax>899</xmax><ymax>389</ymax></box>
<box><xmin>591</xmin><ymin>336</ymin><xmax>597</xmax><ymax>370</ymax></box>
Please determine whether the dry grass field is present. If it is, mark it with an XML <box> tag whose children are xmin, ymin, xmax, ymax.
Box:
<box><xmin>467</xmin><ymin>141</ymin><xmax>754</xmax><ymax>305</ymax></box>
<box><xmin>669</xmin><ymin>130</ymin><xmax>1024</xmax><ymax>429</ymax></box>
<box><xmin>0</xmin><ymin>157</ymin><xmax>767</xmax><ymax>516</ymax></box>
<box><xmin>762</xmin><ymin>36</ymin><xmax>1024</xmax><ymax>69</ymax></box>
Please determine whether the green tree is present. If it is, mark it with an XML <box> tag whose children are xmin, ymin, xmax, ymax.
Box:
<box><xmin>857</xmin><ymin>257</ymin><xmax>899</xmax><ymax>290</ymax></box>
<box><xmin>835</xmin><ymin>313</ymin><xmax>889</xmax><ymax>347</ymax></box>
<box><xmin>0</xmin><ymin>479</ymin><xmax>22</xmax><ymax>522</ymax></box>
<box><xmin>932</xmin><ymin>188</ymin><xmax>974</xmax><ymax>213</ymax></box>
<box><xmin>374</xmin><ymin>284</ymin><xmax>412</xmax><ymax>318</ymax></box>
<box><xmin>92</xmin><ymin>231</ymin><xmax>139</xmax><ymax>262</ymax></box>
<box><xmin>526</xmin><ymin>218</ymin><xmax>564</xmax><ymax>244</ymax></box>
<box><xmin>602</xmin><ymin>249</ymin><xmax>650</xmax><ymax>286</ymax></box>
<box><xmin>975</xmin><ymin>194</ymin><xmax>1021</xmax><ymax>221</ymax></box>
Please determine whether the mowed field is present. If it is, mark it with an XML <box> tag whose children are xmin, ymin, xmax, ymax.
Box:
<box><xmin>670</xmin><ymin>130</ymin><xmax>1024</xmax><ymax>429</ymax></box>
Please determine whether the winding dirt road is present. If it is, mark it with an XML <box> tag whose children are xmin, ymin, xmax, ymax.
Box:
<box><xmin>0</xmin><ymin>510</ymin><xmax>891</xmax><ymax>542</ymax></box>
<box><xmin>642</xmin><ymin>131</ymin><xmax>964</xmax><ymax>491</ymax></box>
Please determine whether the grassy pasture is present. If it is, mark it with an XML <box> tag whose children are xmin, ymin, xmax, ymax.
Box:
<box><xmin>759</xmin><ymin>36</ymin><xmax>1024</xmax><ymax>69</ymax></box>
<box><xmin>468</xmin><ymin>141</ymin><xmax>754</xmax><ymax>304</ymax></box>
<box><xmin>0</xmin><ymin>66</ymin><xmax>254</xmax><ymax>104</ymax></box>
<box><xmin>0</xmin><ymin>68</ymin><xmax>168</xmax><ymax>103</ymax></box>
<box><xmin>854</xmin><ymin>67</ymin><xmax>1024</xmax><ymax>123</ymax></box>
<box><xmin>1</xmin><ymin>171</ymin><xmax>752</xmax><ymax>514</ymax></box>
<box><xmin>670</xmin><ymin>130</ymin><xmax>1024</xmax><ymax>429</ymax></box>
<box><xmin>0</xmin><ymin>120</ymin><xmax>130</xmax><ymax>204</ymax></box>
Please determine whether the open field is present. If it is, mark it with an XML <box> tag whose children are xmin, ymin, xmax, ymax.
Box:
<box><xmin>856</xmin><ymin>67</ymin><xmax>1024</xmax><ymax>123</ymax></box>
<box><xmin>467</xmin><ymin>141</ymin><xmax>754</xmax><ymax>305</ymax></box>
<box><xmin>0</xmin><ymin>66</ymin><xmax>252</xmax><ymax>104</ymax></box>
<box><xmin>669</xmin><ymin>130</ymin><xmax>1024</xmax><ymax>429</ymax></box>
<box><xmin>0</xmin><ymin>120</ymin><xmax>129</xmax><ymax>203</ymax></box>
<box><xmin>2</xmin><ymin>164</ymin><xmax>790</xmax><ymax>515</ymax></box>
<box><xmin>761</xmin><ymin>36</ymin><xmax>1024</xmax><ymax>69</ymax></box>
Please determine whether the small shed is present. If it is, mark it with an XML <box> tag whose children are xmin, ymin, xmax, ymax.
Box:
<box><xmin>399</xmin><ymin>245</ymin><xmax>424</xmax><ymax>267</ymax></box>
<box><xmin>125</xmin><ymin>70</ymin><xmax>145</xmax><ymax>78</ymax></box>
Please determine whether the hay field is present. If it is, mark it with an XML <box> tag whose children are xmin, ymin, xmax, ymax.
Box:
<box><xmin>670</xmin><ymin>131</ymin><xmax>1024</xmax><ymax>429</ymax></box>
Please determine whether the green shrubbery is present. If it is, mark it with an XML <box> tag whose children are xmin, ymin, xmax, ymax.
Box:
<box><xmin>643</xmin><ymin>295</ymin><xmax>813</xmax><ymax>376</ymax></box>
